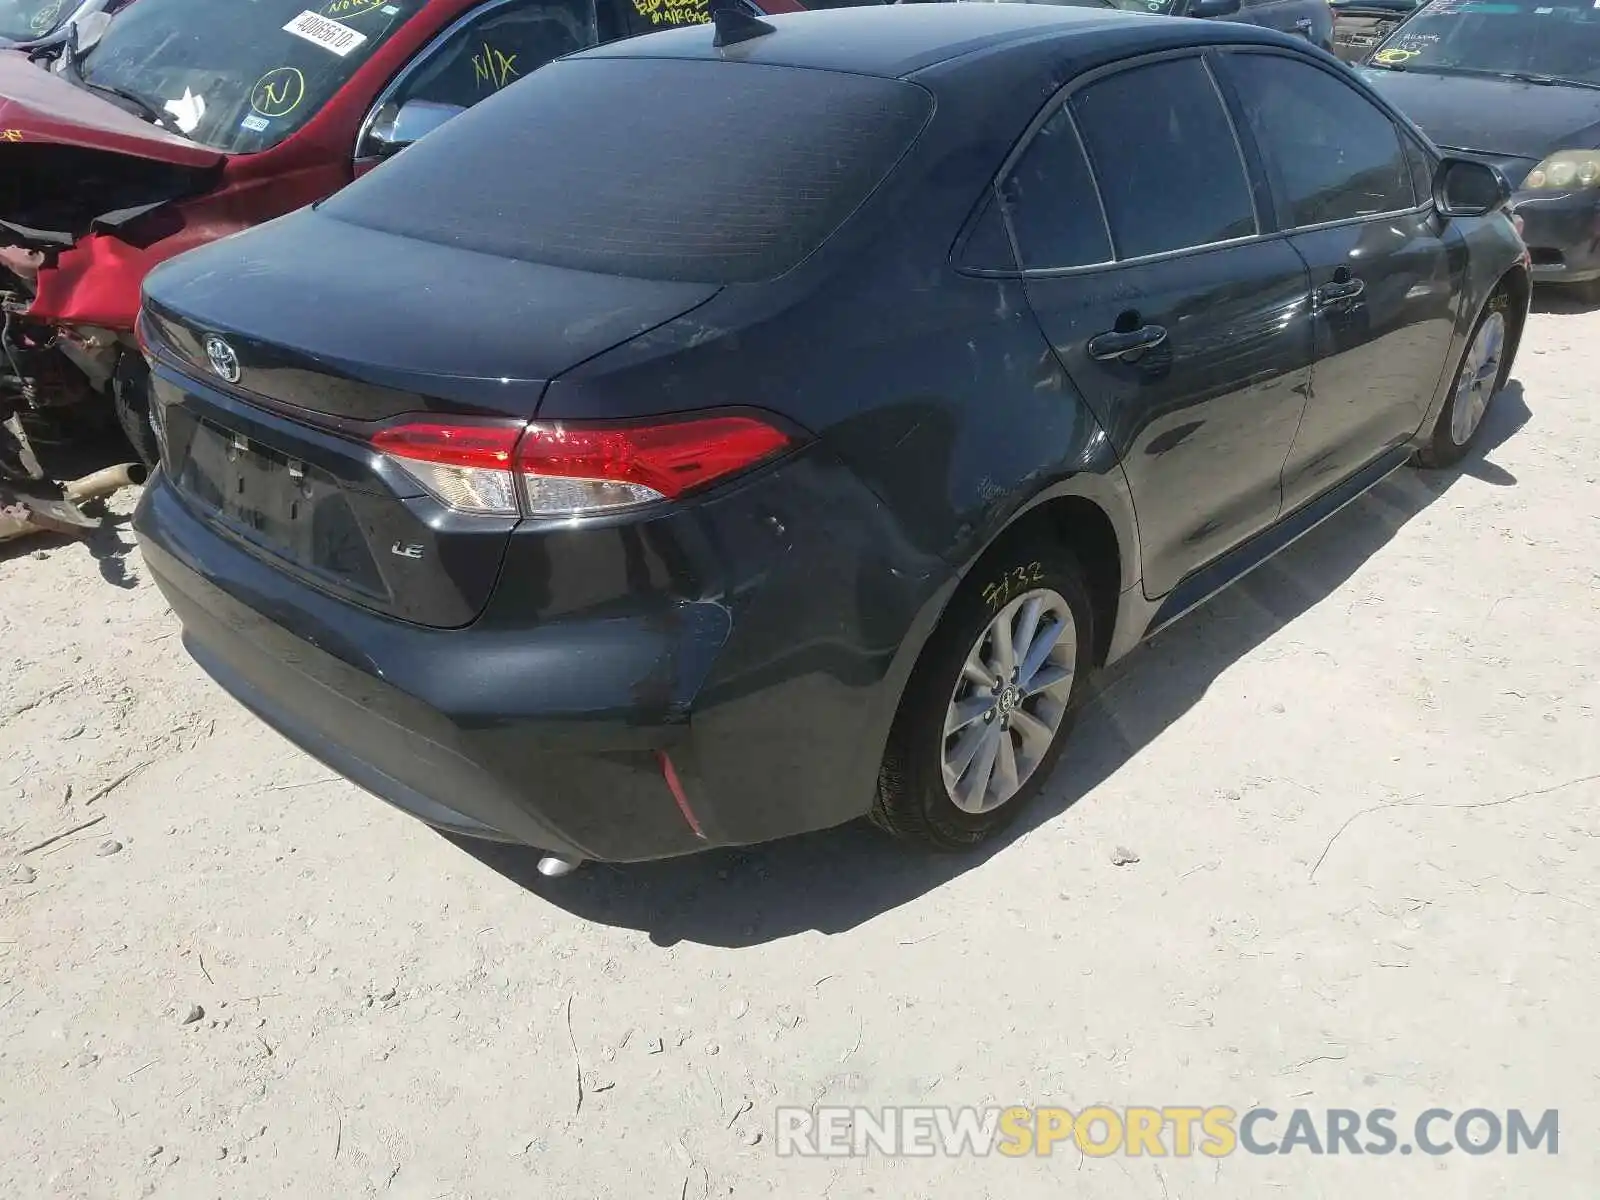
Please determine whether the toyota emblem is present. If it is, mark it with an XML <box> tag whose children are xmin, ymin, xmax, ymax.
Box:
<box><xmin>204</xmin><ymin>334</ymin><xmax>241</xmax><ymax>384</ymax></box>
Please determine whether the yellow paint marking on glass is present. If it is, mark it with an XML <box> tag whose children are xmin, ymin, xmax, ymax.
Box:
<box><xmin>251</xmin><ymin>66</ymin><xmax>307</xmax><ymax>118</ymax></box>
<box><xmin>631</xmin><ymin>0</ymin><xmax>710</xmax><ymax>26</ymax></box>
<box><xmin>472</xmin><ymin>42</ymin><xmax>520</xmax><ymax>91</ymax></box>
<box><xmin>322</xmin><ymin>0</ymin><xmax>389</xmax><ymax>17</ymax></box>
<box><xmin>29</xmin><ymin>0</ymin><xmax>65</xmax><ymax>33</ymax></box>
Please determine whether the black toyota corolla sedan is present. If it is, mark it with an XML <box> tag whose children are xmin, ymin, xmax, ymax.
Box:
<box><xmin>1359</xmin><ymin>0</ymin><xmax>1600</xmax><ymax>297</ymax></box>
<box><xmin>133</xmin><ymin>4</ymin><xmax>1526</xmax><ymax>871</ymax></box>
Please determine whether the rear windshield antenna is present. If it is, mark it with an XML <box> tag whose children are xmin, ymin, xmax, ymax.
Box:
<box><xmin>711</xmin><ymin>2</ymin><xmax>776</xmax><ymax>47</ymax></box>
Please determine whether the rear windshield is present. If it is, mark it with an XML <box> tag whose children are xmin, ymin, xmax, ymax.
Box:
<box><xmin>319</xmin><ymin>56</ymin><xmax>934</xmax><ymax>284</ymax></box>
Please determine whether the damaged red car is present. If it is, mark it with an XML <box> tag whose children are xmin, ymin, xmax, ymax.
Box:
<box><xmin>0</xmin><ymin>0</ymin><xmax>799</xmax><ymax>474</ymax></box>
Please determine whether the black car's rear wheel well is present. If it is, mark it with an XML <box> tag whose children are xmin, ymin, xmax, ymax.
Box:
<box><xmin>962</xmin><ymin>497</ymin><xmax>1122</xmax><ymax>669</ymax></box>
<box><xmin>1025</xmin><ymin>497</ymin><xmax>1121</xmax><ymax>667</ymax></box>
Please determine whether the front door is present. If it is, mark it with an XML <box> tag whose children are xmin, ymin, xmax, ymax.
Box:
<box><xmin>1217</xmin><ymin>49</ymin><xmax>1460</xmax><ymax>513</ymax></box>
<box><xmin>1009</xmin><ymin>55</ymin><xmax>1315</xmax><ymax>598</ymax></box>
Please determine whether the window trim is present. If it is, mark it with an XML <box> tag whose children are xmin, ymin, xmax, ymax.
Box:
<box><xmin>952</xmin><ymin>185</ymin><xmax>1020</xmax><ymax>274</ymax></box>
<box><xmin>353</xmin><ymin>0</ymin><xmax>595</xmax><ymax>161</ymax></box>
<box><xmin>963</xmin><ymin>47</ymin><xmax>1270</xmax><ymax>280</ymax></box>
<box><xmin>1213</xmin><ymin>46</ymin><xmax>1434</xmax><ymax>237</ymax></box>
<box><xmin>1401</xmin><ymin>129</ymin><xmax>1440</xmax><ymax>211</ymax></box>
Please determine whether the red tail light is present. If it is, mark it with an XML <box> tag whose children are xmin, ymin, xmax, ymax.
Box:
<box><xmin>372</xmin><ymin>413</ymin><xmax>795</xmax><ymax>518</ymax></box>
<box><xmin>372</xmin><ymin>420</ymin><xmax>524</xmax><ymax>515</ymax></box>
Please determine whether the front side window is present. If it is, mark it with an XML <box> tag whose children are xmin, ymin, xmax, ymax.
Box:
<box><xmin>77</xmin><ymin>0</ymin><xmax>424</xmax><ymax>154</ymax></box>
<box><xmin>373</xmin><ymin>0</ymin><xmax>597</xmax><ymax>116</ymax></box>
<box><xmin>1069</xmin><ymin>56</ymin><xmax>1257</xmax><ymax>260</ymax></box>
<box><xmin>1225</xmin><ymin>53</ymin><xmax>1413</xmax><ymax>226</ymax></box>
<box><xmin>1000</xmin><ymin>105</ymin><xmax>1112</xmax><ymax>270</ymax></box>
<box><xmin>1365</xmin><ymin>0</ymin><xmax>1600</xmax><ymax>85</ymax></box>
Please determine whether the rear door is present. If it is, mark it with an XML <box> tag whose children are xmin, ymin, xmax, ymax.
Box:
<box><xmin>1216</xmin><ymin>49</ymin><xmax>1459</xmax><ymax>514</ymax></box>
<box><xmin>1013</xmin><ymin>53</ymin><xmax>1315</xmax><ymax>598</ymax></box>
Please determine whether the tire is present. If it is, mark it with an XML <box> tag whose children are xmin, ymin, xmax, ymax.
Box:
<box><xmin>1415</xmin><ymin>289</ymin><xmax>1510</xmax><ymax>470</ymax></box>
<box><xmin>871</xmin><ymin>534</ymin><xmax>1096</xmax><ymax>851</ymax></box>
<box><xmin>1566</xmin><ymin>276</ymin><xmax>1600</xmax><ymax>307</ymax></box>
<box><xmin>112</xmin><ymin>353</ymin><xmax>161</xmax><ymax>471</ymax></box>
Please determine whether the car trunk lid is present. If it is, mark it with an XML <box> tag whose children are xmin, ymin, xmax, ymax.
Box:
<box><xmin>139</xmin><ymin>209</ymin><xmax>722</xmax><ymax>628</ymax></box>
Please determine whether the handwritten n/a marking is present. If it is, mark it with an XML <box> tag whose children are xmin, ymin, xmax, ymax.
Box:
<box><xmin>471</xmin><ymin>43</ymin><xmax>519</xmax><ymax>90</ymax></box>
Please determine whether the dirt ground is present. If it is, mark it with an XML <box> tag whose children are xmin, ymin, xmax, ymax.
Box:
<box><xmin>3</xmin><ymin>296</ymin><xmax>1598</xmax><ymax>1200</ymax></box>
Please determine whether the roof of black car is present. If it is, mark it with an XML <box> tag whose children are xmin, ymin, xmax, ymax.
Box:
<box><xmin>576</xmin><ymin>4</ymin><xmax>1277</xmax><ymax>79</ymax></box>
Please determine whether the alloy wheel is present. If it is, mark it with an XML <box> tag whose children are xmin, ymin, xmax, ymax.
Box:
<box><xmin>941</xmin><ymin>588</ymin><xmax>1078</xmax><ymax>815</ymax></box>
<box><xmin>1449</xmin><ymin>309</ymin><xmax>1505</xmax><ymax>447</ymax></box>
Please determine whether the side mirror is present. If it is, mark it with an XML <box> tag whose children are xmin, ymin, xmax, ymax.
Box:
<box><xmin>1434</xmin><ymin>156</ymin><xmax>1512</xmax><ymax>218</ymax></box>
<box><xmin>1189</xmin><ymin>0</ymin><xmax>1242</xmax><ymax>16</ymax></box>
<box><xmin>365</xmin><ymin>98</ymin><xmax>467</xmax><ymax>158</ymax></box>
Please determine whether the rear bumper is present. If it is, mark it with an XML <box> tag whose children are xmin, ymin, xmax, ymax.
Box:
<box><xmin>1510</xmin><ymin>190</ymin><xmax>1600</xmax><ymax>285</ymax></box>
<box><xmin>134</xmin><ymin>454</ymin><xmax>953</xmax><ymax>862</ymax></box>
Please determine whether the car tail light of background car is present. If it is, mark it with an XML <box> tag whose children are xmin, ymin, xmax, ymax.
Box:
<box><xmin>371</xmin><ymin>413</ymin><xmax>797</xmax><ymax>519</ymax></box>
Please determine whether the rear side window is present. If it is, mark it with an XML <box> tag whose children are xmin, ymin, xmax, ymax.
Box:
<box><xmin>1223</xmin><ymin>53</ymin><xmax>1415</xmax><ymax>226</ymax></box>
<box><xmin>1000</xmin><ymin>105</ymin><xmax>1112</xmax><ymax>270</ymax></box>
<box><xmin>323</xmin><ymin>58</ymin><xmax>932</xmax><ymax>284</ymax></box>
<box><xmin>1070</xmin><ymin>57</ymin><xmax>1257</xmax><ymax>260</ymax></box>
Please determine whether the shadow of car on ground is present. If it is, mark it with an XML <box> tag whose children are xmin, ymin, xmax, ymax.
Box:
<box><xmin>1531</xmin><ymin>287</ymin><xmax>1599</xmax><ymax>316</ymax></box>
<box><xmin>447</xmin><ymin>382</ymin><xmax>1531</xmax><ymax>947</ymax></box>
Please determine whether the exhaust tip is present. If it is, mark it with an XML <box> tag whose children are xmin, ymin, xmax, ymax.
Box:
<box><xmin>536</xmin><ymin>854</ymin><xmax>583</xmax><ymax>878</ymax></box>
<box><xmin>127</xmin><ymin>463</ymin><xmax>150</xmax><ymax>487</ymax></box>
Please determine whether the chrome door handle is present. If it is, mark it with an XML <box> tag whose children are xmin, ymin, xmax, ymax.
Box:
<box><xmin>1315</xmin><ymin>278</ymin><xmax>1365</xmax><ymax>307</ymax></box>
<box><xmin>1088</xmin><ymin>324</ymin><xmax>1168</xmax><ymax>361</ymax></box>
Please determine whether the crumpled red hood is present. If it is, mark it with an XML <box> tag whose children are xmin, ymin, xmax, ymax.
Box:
<box><xmin>0</xmin><ymin>47</ymin><xmax>222</xmax><ymax>168</ymax></box>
